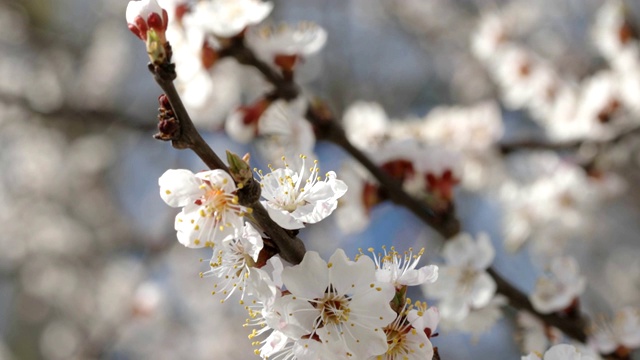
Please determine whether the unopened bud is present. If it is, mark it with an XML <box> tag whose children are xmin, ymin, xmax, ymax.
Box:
<box><xmin>146</xmin><ymin>29</ymin><xmax>167</xmax><ymax>65</ymax></box>
<box><xmin>227</xmin><ymin>151</ymin><xmax>253</xmax><ymax>187</ymax></box>
<box><xmin>158</xmin><ymin>94</ymin><xmax>171</xmax><ymax>110</ymax></box>
<box><xmin>126</xmin><ymin>0</ymin><xmax>169</xmax><ymax>64</ymax></box>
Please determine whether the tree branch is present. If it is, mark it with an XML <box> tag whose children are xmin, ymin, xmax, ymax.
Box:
<box><xmin>223</xmin><ymin>38</ymin><xmax>589</xmax><ymax>343</ymax></box>
<box><xmin>147</xmin><ymin>45</ymin><xmax>305</xmax><ymax>264</ymax></box>
<box><xmin>488</xmin><ymin>268</ymin><xmax>587</xmax><ymax>342</ymax></box>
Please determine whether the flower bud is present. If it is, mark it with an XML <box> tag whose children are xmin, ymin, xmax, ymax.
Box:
<box><xmin>226</xmin><ymin>151</ymin><xmax>253</xmax><ymax>188</ymax></box>
<box><xmin>126</xmin><ymin>0</ymin><xmax>169</xmax><ymax>64</ymax></box>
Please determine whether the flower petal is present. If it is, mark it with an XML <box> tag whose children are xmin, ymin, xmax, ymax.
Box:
<box><xmin>469</xmin><ymin>271</ymin><xmax>497</xmax><ymax>309</ymax></box>
<box><xmin>159</xmin><ymin>169</ymin><xmax>203</xmax><ymax>207</ymax></box>
<box><xmin>281</xmin><ymin>251</ymin><xmax>329</xmax><ymax>299</ymax></box>
<box><xmin>329</xmin><ymin>249</ymin><xmax>376</xmax><ymax>295</ymax></box>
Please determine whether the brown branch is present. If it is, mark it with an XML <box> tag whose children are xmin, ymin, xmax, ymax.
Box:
<box><xmin>147</xmin><ymin>45</ymin><xmax>305</xmax><ymax>264</ymax></box>
<box><xmin>305</xmin><ymin>105</ymin><xmax>461</xmax><ymax>238</ymax></box>
<box><xmin>499</xmin><ymin>138</ymin><xmax>580</xmax><ymax>155</ymax></box>
<box><xmin>488</xmin><ymin>268</ymin><xmax>587</xmax><ymax>342</ymax></box>
<box><xmin>499</xmin><ymin>124</ymin><xmax>640</xmax><ymax>155</ymax></box>
<box><xmin>222</xmin><ymin>38</ymin><xmax>590</xmax><ymax>343</ymax></box>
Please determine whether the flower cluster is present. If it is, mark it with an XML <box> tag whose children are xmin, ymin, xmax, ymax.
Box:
<box><xmin>472</xmin><ymin>3</ymin><xmax>640</xmax><ymax>142</ymax></box>
<box><xmin>422</xmin><ymin>233</ymin><xmax>502</xmax><ymax>336</ymax></box>
<box><xmin>154</xmin><ymin>156</ymin><xmax>447</xmax><ymax>358</ymax></box>
<box><xmin>530</xmin><ymin>256</ymin><xmax>585</xmax><ymax>315</ymax></box>
<box><xmin>522</xmin><ymin>344</ymin><xmax>597</xmax><ymax>360</ymax></box>
<box><xmin>242</xmin><ymin>248</ymin><xmax>440</xmax><ymax>359</ymax></box>
<box><xmin>121</xmin><ymin>0</ymin><xmax>640</xmax><ymax>359</ymax></box>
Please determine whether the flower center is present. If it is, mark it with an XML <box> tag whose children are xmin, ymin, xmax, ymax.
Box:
<box><xmin>195</xmin><ymin>183</ymin><xmax>239</xmax><ymax>222</ymax></box>
<box><xmin>458</xmin><ymin>267</ymin><xmax>479</xmax><ymax>293</ymax></box>
<box><xmin>385</xmin><ymin>328</ymin><xmax>408</xmax><ymax>355</ymax></box>
<box><xmin>317</xmin><ymin>293</ymin><xmax>351</xmax><ymax>325</ymax></box>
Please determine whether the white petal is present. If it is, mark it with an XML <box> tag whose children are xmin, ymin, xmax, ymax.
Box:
<box><xmin>343</xmin><ymin>319</ymin><xmax>389</xmax><ymax>358</ymax></box>
<box><xmin>239</xmin><ymin>222</ymin><xmax>264</xmax><ymax>261</ymax></box>
<box><xmin>159</xmin><ymin>169</ymin><xmax>203</xmax><ymax>207</ymax></box>
<box><xmin>264</xmin><ymin>201</ymin><xmax>305</xmax><ymax>229</ymax></box>
<box><xmin>174</xmin><ymin>208</ymin><xmax>205</xmax><ymax>248</ymax></box>
<box><xmin>328</xmin><ymin>249</ymin><xmax>376</xmax><ymax>294</ymax></box>
<box><xmin>126</xmin><ymin>0</ymin><xmax>163</xmax><ymax>24</ymax></box>
<box><xmin>522</xmin><ymin>353</ymin><xmax>542</xmax><ymax>360</ymax></box>
<box><xmin>349</xmin><ymin>286</ymin><xmax>396</xmax><ymax>327</ymax></box>
<box><xmin>225</xmin><ymin>109</ymin><xmax>256</xmax><ymax>143</ymax></box>
<box><xmin>292</xmin><ymin>199</ymin><xmax>338</xmax><ymax>225</ymax></box>
<box><xmin>400</xmin><ymin>265</ymin><xmax>439</xmax><ymax>286</ymax></box>
<box><xmin>195</xmin><ymin>169</ymin><xmax>237</xmax><ymax>193</ymax></box>
<box><xmin>471</xmin><ymin>232</ymin><xmax>495</xmax><ymax>270</ymax></box>
<box><xmin>423</xmin><ymin>267</ymin><xmax>462</xmax><ymax>300</ymax></box>
<box><xmin>469</xmin><ymin>271</ymin><xmax>497</xmax><ymax>308</ymax></box>
<box><xmin>281</xmin><ymin>251</ymin><xmax>329</xmax><ymax>299</ymax></box>
<box><xmin>266</xmin><ymin>256</ymin><xmax>284</xmax><ymax>288</ymax></box>
<box><xmin>279</xmin><ymin>296</ymin><xmax>318</xmax><ymax>338</ymax></box>
<box><xmin>439</xmin><ymin>296</ymin><xmax>470</xmax><ymax>322</ymax></box>
<box><xmin>442</xmin><ymin>233</ymin><xmax>476</xmax><ymax>267</ymax></box>
<box><xmin>259</xmin><ymin>331</ymin><xmax>289</xmax><ymax>358</ymax></box>
<box><xmin>544</xmin><ymin>344</ymin><xmax>590</xmax><ymax>360</ymax></box>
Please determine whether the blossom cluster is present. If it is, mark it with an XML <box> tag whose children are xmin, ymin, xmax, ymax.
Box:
<box><xmin>123</xmin><ymin>0</ymin><xmax>640</xmax><ymax>359</ymax></box>
<box><xmin>154</xmin><ymin>151</ymin><xmax>443</xmax><ymax>357</ymax></box>
<box><xmin>472</xmin><ymin>2</ymin><xmax>640</xmax><ymax>142</ymax></box>
<box><xmin>126</xmin><ymin>0</ymin><xmax>328</xmax><ymax>166</ymax></box>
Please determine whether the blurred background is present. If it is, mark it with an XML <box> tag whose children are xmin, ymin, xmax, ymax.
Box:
<box><xmin>0</xmin><ymin>0</ymin><xmax>639</xmax><ymax>359</ymax></box>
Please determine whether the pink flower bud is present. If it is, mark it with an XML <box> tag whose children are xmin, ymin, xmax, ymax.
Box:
<box><xmin>126</xmin><ymin>0</ymin><xmax>169</xmax><ymax>42</ymax></box>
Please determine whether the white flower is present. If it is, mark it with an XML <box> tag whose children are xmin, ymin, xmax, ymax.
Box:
<box><xmin>342</xmin><ymin>101</ymin><xmax>389</xmax><ymax>150</ymax></box>
<box><xmin>590</xmin><ymin>307</ymin><xmax>640</xmax><ymax>355</ymax></box>
<box><xmin>255</xmin><ymin>98</ymin><xmax>316</xmax><ymax>167</ymax></box>
<box><xmin>530</xmin><ymin>256</ymin><xmax>585</xmax><ymax>314</ymax></box>
<box><xmin>365</xmin><ymin>140</ymin><xmax>462</xmax><ymax>205</ymax></box>
<box><xmin>280</xmin><ymin>249</ymin><xmax>396</xmax><ymax>358</ymax></box>
<box><xmin>202</xmin><ymin>222</ymin><xmax>263</xmax><ymax>301</ymax></box>
<box><xmin>522</xmin><ymin>344</ymin><xmax>596</xmax><ymax>360</ymax></box>
<box><xmin>244</xmin><ymin>267</ymin><xmax>302</xmax><ymax>358</ymax></box>
<box><xmin>517</xmin><ymin>311</ymin><xmax>561</xmax><ymax>354</ymax></box>
<box><xmin>471</xmin><ymin>12</ymin><xmax>508</xmax><ymax>62</ymax></box>
<box><xmin>159</xmin><ymin>169</ymin><xmax>248</xmax><ymax>248</ymax></box>
<box><xmin>334</xmin><ymin>161</ymin><xmax>374</xmax><ymax>234</ymax></box>
<box><xmin>592</xmin><ymin>0</ymin><xmax>634</xmax><ymax>60</ymax></box>
<box><xmin>126</xmin><ymin>0</ymin><xmax>168</xmax><ymax>41</ymax></box>
<box><xmin>491</xmin><ymin>45</ymin><xmax>540</xmax><ymax>110</ymax></box>
<box><xmin>422</xmin><ymin>232</ymin><xmax>496</xmax><ymax>322</ymax></box>
<box><xmin>369</xmin><ymin>246</ymin><xmax>438</xmax><ymax>288</ymax></box>
<box><xmin>247</xmin><ymin>22</ymin><xmax>327</xmax><ymax>66</ymax></box>
<box><xmin>440</xmin><ymin>295</ymin><xmax>507</xmax><ymax>338</ymax></box>
<box><xmin>407</xmin><ymin>301</ymin><xmax>440</xmax><ymax>339</ymax></box>
<box><xmin>258</xmin><ymin>156</ymin><xmax>347</xmax><ymax>229</ymax></box>
<box><xmin>376</xmin><ymin>302</ymin><xmax>434</xmax><ymax>360</ymax></box>
<box><xmin>191</xmin><ymin>0</ymin><xmax>273</xmax><ymax>38</ymax></box>
<box><xmin>420</xmin><ymin>101</ymin><xmax>503</xmax><ymax>152</ymax></box>
<box><xmin>574</xmin><ymin>71</ymin><xmax>624</xmax><ymax>140</ymax></box>
<box><xmin>179</xmin><ymin>59</ymin><xmax>244</xmax><ymax>129</ymax></box>
<box><xmin>225</xmin><ymin>98</ymin><xmax>271</xmax><ymax>143</ymax></box>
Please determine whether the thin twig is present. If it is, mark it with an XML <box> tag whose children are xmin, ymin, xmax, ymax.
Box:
<box><xmin>499</xmin><ymin>124</ymin><xmax>640</xmax><ymax>155</ymax></box>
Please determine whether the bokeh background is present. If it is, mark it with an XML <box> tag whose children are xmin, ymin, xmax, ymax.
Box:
<box><xmin>1</xmin><ymin>0</ymin><xmax>639</xmax><ymax>359</ymax></box>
